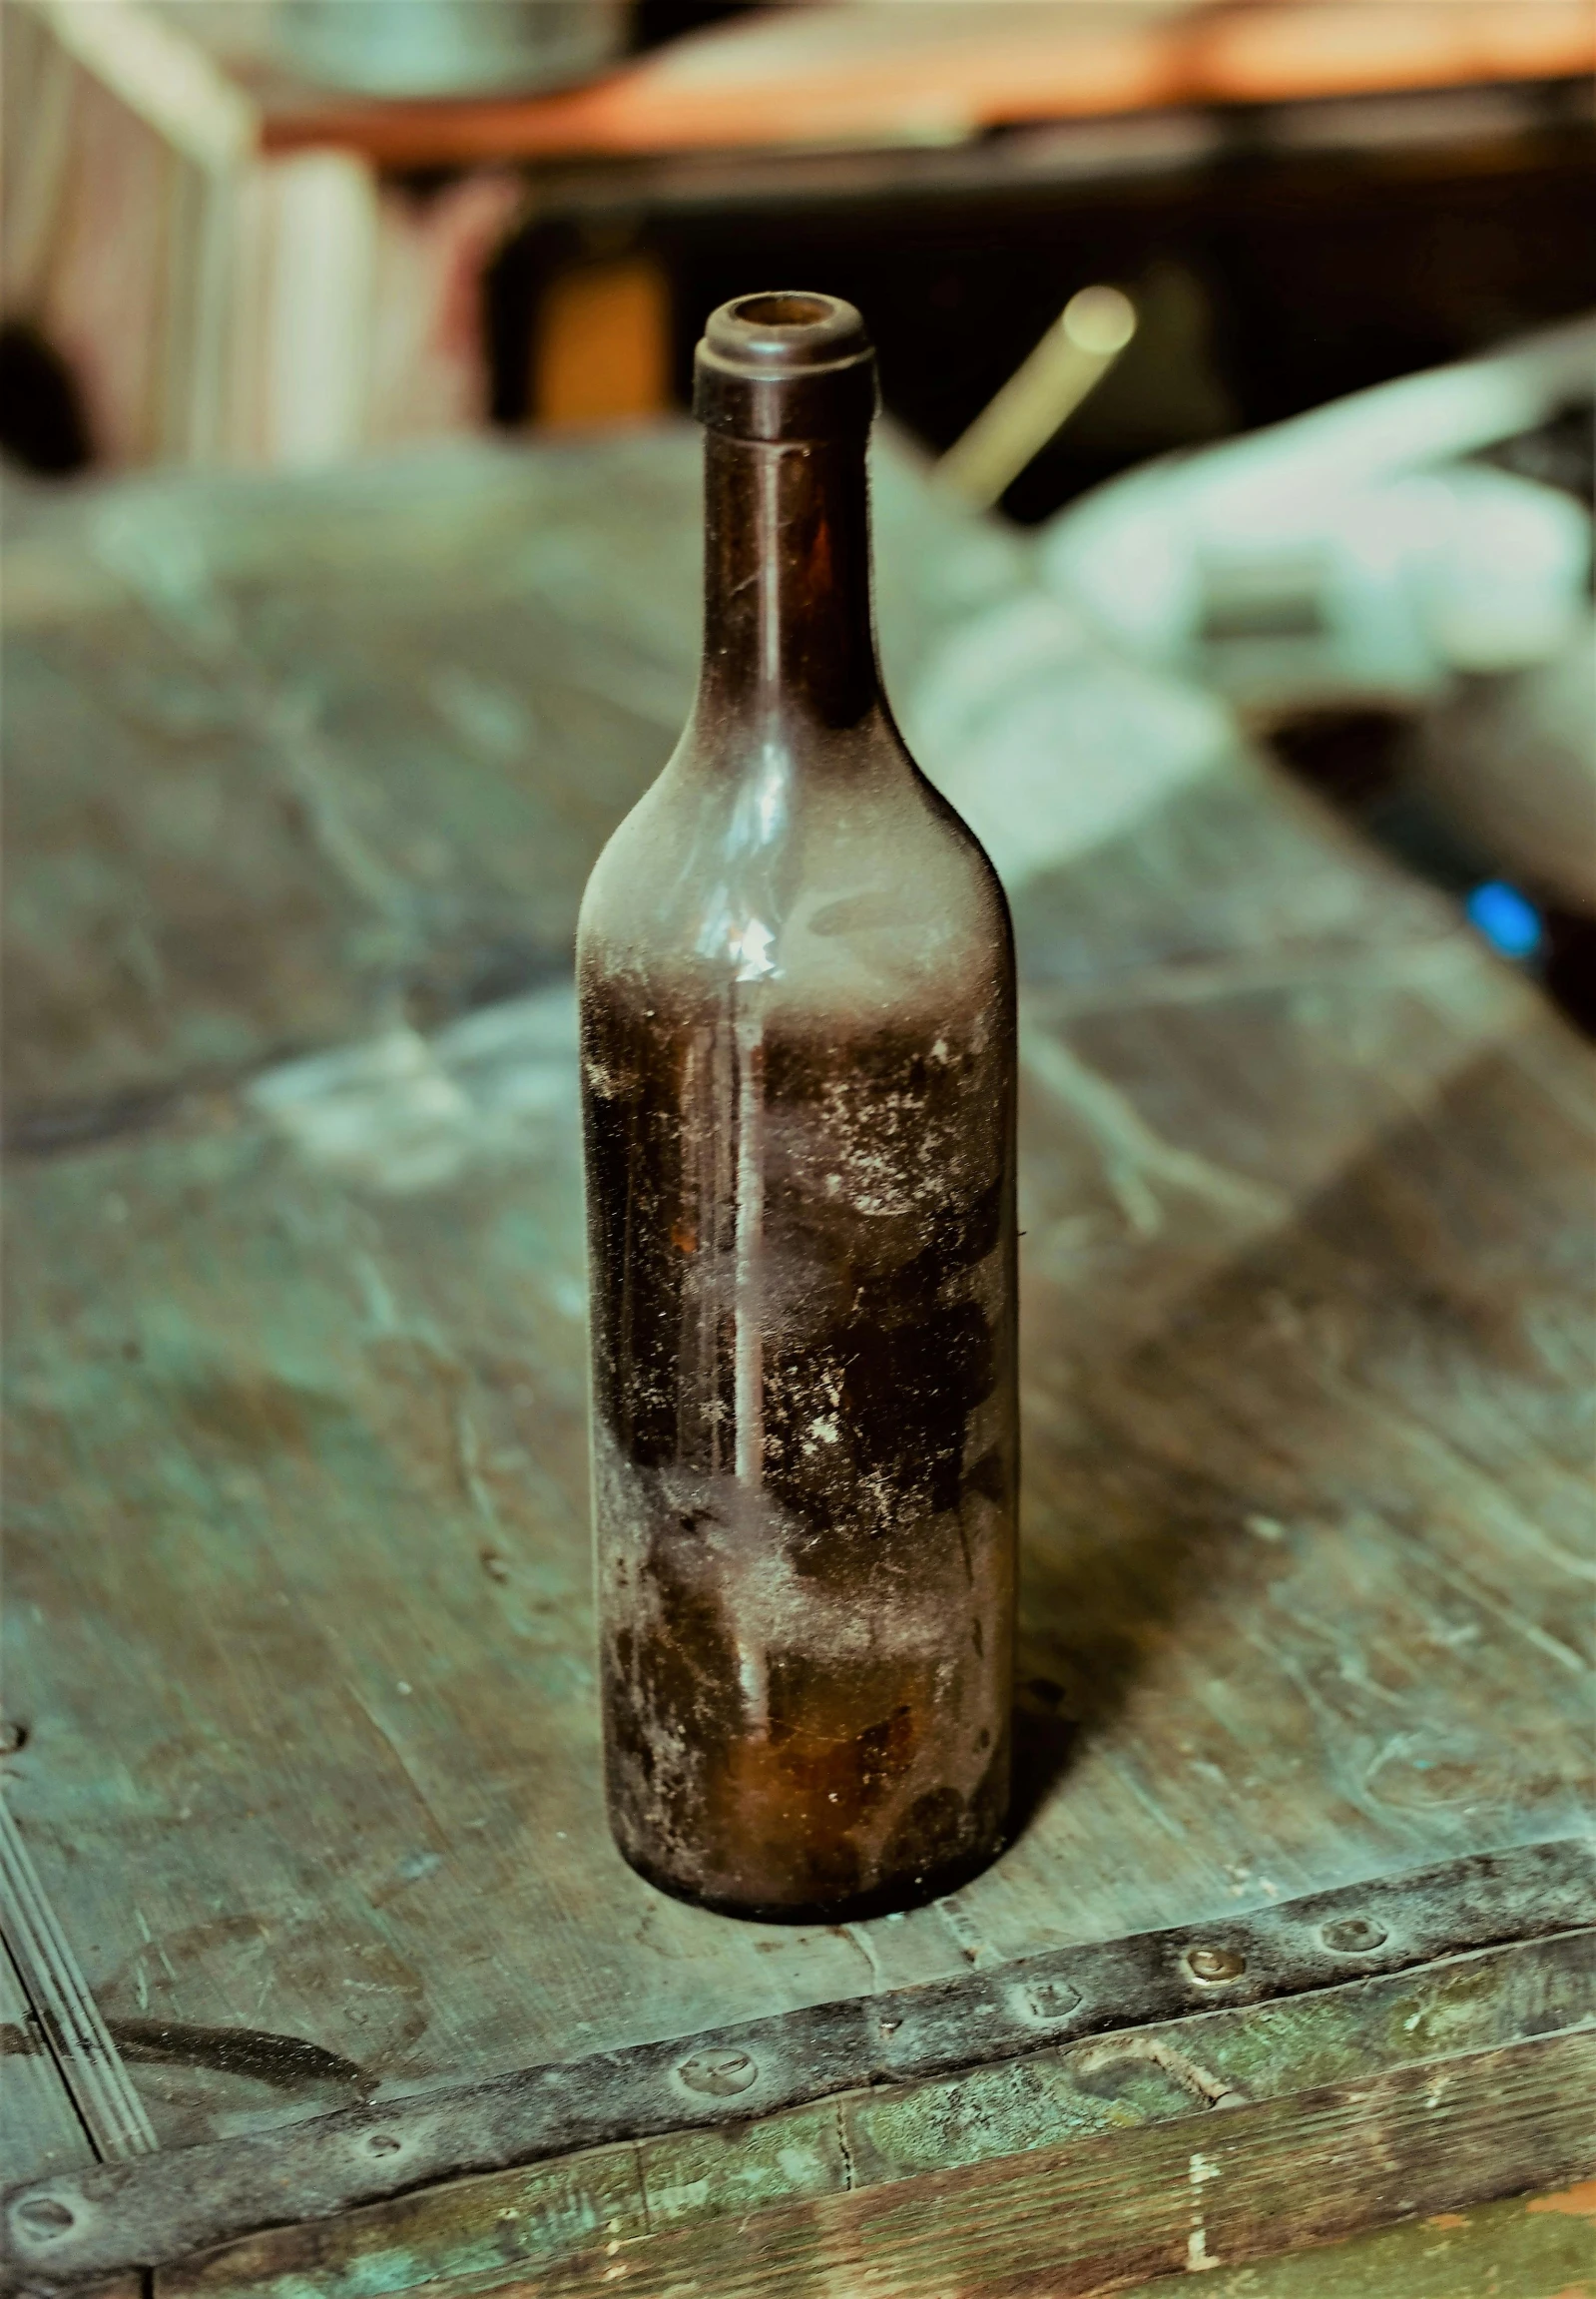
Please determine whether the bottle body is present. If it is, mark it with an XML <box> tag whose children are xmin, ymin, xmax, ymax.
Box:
<box><xmin>578</xmin><ymin>295</ymin><xmax>1016</xmax><ymax>1918</ymax></box>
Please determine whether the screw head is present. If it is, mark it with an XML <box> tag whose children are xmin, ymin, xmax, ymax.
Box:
<box><xmin>14</xmin><ymin>2194</ymin><xmax>76</xmax><ymax>2241</ymax></box>
<box><xmin>1187</xmin><ymin>1945</ymin><xmax>1247</xmax><ymax>1984</ymax></box>
<box><xmin>1322</xmin><ymin>1916</ymin><xmax>1388</xmax><ymax>1955</ymax></box>
<box><xmin>676</xmin><ymin>2046</ymin><xmax>758</xmax><ymax>2097</ymax></box>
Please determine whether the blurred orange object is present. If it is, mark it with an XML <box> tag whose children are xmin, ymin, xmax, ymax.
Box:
<box><xmin>533</xmin><ymin>256</ymin><xmax>672</xmax><ymax>428</ymax></box>
<box><xmin>263</xmin><ymin>0</ymin><xmax>1596</xmax><ymax>169</ymax></box>
<box><xmin>262</xmin><ymin>4</ymin><xmax>1193</xmax><ymax>165</ymax></box>
<box><xmin>1192</xmin><ymin>1</ymin><xmax>1596</xmax><ymax>105</ymax></box>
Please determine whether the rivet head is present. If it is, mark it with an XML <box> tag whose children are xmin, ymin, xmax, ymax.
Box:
<box><xmin>676</xmin><ymin>2046</ymin><xmax>758</xmax><ymax>2097</ymax></box>
<box><xmin>363</xmin><ymin>2131</ymin><xmax>402</xmax><ymax>2155</ymax></box>
<box><xmin>1322</xmin><ymin>1916</ymin><xmax>1387</xmax><ymax>1955</ymax></box>
<box><xmin>1187</xmin><ymin>1945</ymin><xmax>1247</xmax><ymax>1984</ymax></box>
<box><xmin>0</xmin><ymin>1721</ymin><xmax>26</xmax><ymax>1755</ymax></box>
<box><xmin>1023</xmin><ymin>1977</ymin><xmax>1084</xmax><ymax>2020</ymax></box>
<box><xmin>14</xmin><ymin>2194</ymin><xmax>76</xmax><ymax>2241</ymax></box>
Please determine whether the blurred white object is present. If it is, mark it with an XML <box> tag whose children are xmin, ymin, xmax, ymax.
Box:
<box><xmin>4</xmin><ymin>0</ymin><xmax>524</xmax><ymax>467</ymax></box>
<box><xmin>272</xmin><ymin>1</ymin><xmax>628</xmax><ymax>98</ymax></box>
<box><xmin>906</xmin><ymin>590</ymin><xmax>1234</xmax><ymax>889</ymax></box>
<box><xmin>934</xmin><ymin>284</ymin><xmax>1138</xmax><ymax>512</ymax></box>
<box><xmin>250</xmin><ymin>982</ymin><xmax>579</xmax><ymax>1195</ymax></box>
<box><xmin>1039</xmin><ymin>316</ymin><xmax>1595</xmax><ymax>711</ymax></box>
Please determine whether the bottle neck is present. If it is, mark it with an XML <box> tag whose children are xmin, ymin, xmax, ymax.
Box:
<box><xmin>697</xmin><ymin>431</ymin><xmax>881</xmax><ymax>736</ymax></box>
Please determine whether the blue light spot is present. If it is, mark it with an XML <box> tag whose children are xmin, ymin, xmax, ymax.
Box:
<box><xmin>1465</xmin><ymin>880</ymin><xmax>1542</xmax><ymax>961</ymax></box>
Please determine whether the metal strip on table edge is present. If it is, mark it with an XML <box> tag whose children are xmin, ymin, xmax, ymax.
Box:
<box><xmin>3</xmin><ymin>1833</ymin><xmax>1590</xmax><ymax>2288</ymax></box>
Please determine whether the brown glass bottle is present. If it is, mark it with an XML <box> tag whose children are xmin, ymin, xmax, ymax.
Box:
<box><xmin>578</xmin><ymin>292</ymin><xmax>1016</xmax><ymax>1920</ymax></box>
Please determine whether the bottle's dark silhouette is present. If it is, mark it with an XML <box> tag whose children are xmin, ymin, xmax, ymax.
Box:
<box><xmin>579</xmin><ymin>292</ymin><xmax>1017</xmax><ymax>1920</ymax></box>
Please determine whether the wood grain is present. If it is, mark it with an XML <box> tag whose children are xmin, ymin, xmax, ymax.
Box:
<box><xmin>411</xmin><ymin>2030</ymin><xmax>1596</xmax><ymax>2299</ymax></box>
<box><xmin>1112</xmin><ymin>2178</ymin><xmax>1596</xmax><ymax>2299</ymax></box>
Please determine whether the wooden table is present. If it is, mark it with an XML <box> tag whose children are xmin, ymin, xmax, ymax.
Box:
<box><xmin>2</xmin><ymin>428</ymin><xmax>1591</xmax><ymax>2297</ymax></box>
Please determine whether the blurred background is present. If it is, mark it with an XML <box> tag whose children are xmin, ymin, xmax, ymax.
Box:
<box><xmin>3</xmin><ymin>0</ymin><xmax>1594</xmax><ymax>1025</ymax></box>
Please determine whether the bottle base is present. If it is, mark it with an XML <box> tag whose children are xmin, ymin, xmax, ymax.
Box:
<box><xmin>612</xmin><ymin>1833</ymin><xmax>1007</xmax><ymax>1926</ymax></box>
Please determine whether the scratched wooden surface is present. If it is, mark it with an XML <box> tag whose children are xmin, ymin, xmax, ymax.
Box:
<box><xmin>3</xmin><ymin>429</ymin><xmax>1592</xmax><ymax>2170</ymax></box>
<box><xmin>1</xmin><ymin>433</ymin><xmax>1018</xmax><ymax>1136</ymax></box>
<box><xmin>1</xmin><ymin>1940</ymin><xmax>95</xmax><ymax>2183</ymax></box>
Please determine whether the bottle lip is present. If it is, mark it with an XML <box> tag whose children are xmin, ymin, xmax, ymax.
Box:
<box><xmin>695</xmin><ymin>290</ymin><xmax>878</xmax><ymax>441</ymax></box>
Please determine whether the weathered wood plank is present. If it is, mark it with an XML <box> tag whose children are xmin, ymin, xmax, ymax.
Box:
<box><xmin>5</xmin><ymin>948</ymin><xmax>1590</xmax><ymax>2146</ymax></box>
<box><xmin>0</xmin><ymin>1040</ymin><xmax>888</xmax><ymax>2159</ymax></box>
<box><xmin>151</xmin><ymin>1929</ymin><xmax>1596</xmax><ymax>2299</ymax></box>
<box><xmin>1111</xmin><ymin>2179</ymin><xmax>1596</xmax><ymax>2299</ymax></box>
<box><xmin>347</xmin><ymin>2030</ymin><xmax>1593</xmax><ymax>2299</ymax></box>
<box><xmin>3</xmin><ymin>830</ymin><xmax>1590</xmax><ymax>2153</ymax></box>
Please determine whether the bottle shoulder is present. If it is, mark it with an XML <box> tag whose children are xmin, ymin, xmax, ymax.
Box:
<box><xmin>578</xmin><ymin>713</ymin><xmax>1011</xmax><ymax>1025</ymax></box>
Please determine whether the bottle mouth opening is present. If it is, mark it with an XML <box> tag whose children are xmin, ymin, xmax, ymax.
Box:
<box><xmin>729</xmin><ymin>292</ymin><xmax>835</xmax><ymax>330</ymax></box>
<box><xmin>702</xmin><ymin>290</ymin><xmax>872</xmax><ymax>374</ymax></box>
<box><xmin>695</xmin><ymin>290</ymin><xmax>877</xmax><ymax>437</ymax></box>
